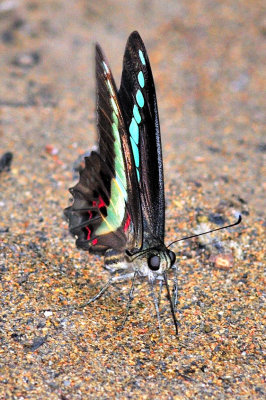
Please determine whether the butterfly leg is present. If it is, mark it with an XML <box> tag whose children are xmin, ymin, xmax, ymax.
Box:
<box><xmin>157</xmin><ymin>277</ymin><xmax>164</xmax><ymax>308</ymax></box>
<box><xmin>172</xmin><ymin>265</ymin><xmax>179</xmax><ymax>312</ymax></box>
<box><xmin>163</xmin><ymin>272</ymin><xmax>179</xmax><ymax>336</ymax></box>
<box><xmin>78</xmin><ymin>271</ymin><xmax>135</xmax><ymax>309</ymax></box>
<box><xmin>150</xmin><ymin>280</ymin><xmax>163</xmax><ymax>338</ymax></box>
<box><xmin>118</xmin><ymin>271</ymin><xmax>138</xmax><ymax>331</ymax></box>
<box><xmin>78</xmin><ymin>277</ymin><xmax>114</xmax><ymax>308</ymax></box>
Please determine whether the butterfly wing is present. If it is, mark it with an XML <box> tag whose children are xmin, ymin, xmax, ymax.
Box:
<box><xmin>64</xmin><ymin>44</ymin><xmax>143</xmax><ymax>253</ymax></box>
<box><xmin>119</xmin><ymin>31</ymin><xmax>165</xmax><ymax>246</ymax></box>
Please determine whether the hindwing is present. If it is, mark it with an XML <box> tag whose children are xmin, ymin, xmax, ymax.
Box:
<box><xmin>65</xmin><ymin>43</ymin><xmax>143</xmax><ymax>253</ymax></box>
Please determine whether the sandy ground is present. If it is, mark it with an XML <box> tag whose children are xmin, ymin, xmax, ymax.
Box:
<box><xmin>0</xmin><ymin>1</ymin><xmax>265</xmax><ymax>399</ymax></box>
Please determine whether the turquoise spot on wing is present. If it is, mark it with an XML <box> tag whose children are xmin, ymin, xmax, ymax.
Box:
<box><xmin>129</xmin><ymin>117</ymin><xmax>139</xmax><ymax>144</ymax></box>
<box><xmin>138</xmin><ymin>71</ymin><xmax>145</xmax><ymax>88</ymax></box>
<box><xmin>133</xmin><ymin>105</ymin><xmax>141</xmax><ymax>124</ymax></box>
<box><xmin>130</xmin><ymin>137</ymin><xmax>139</xmax><ymax>168</ymax></box>
<box><xmin>136</xmin><ymin>90</ymin><xmax>144</xmax><ymax>108</ymax></box>
<box><xmin>136</xmin><ymin>168</ymin><xmax>140</xmax><ymax>181</ymax></box>
<box><xmin>139</xmin><ymin>50</ymin><xmax>146</xmax><ymax>65</ymax></box>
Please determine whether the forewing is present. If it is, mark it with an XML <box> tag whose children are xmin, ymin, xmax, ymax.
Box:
<box><xmin>119</xmin><ymin>31</ymin><xmax>165</xmax><ymax>245</ymax></box>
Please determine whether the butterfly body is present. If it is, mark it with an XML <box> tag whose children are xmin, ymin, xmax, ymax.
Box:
<box><xmin>65</xmin><ymin>31</ymin><xmax>178</xmax><ymax>332</ymax></box>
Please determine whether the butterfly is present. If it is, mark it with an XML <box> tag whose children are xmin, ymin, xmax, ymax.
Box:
<box><xmin>64</xmin><ymin>31</ymin><xmax>179</xmax><ymax>333</ymax></box>
<box><xmin>64</xmin><ymin>31</ymin><xmax>243</xmax><ymax>336</ymax></box>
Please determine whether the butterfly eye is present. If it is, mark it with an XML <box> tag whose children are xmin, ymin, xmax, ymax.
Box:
<box><xmin>169</xmin><ymin>250</ymin><xmax>176</xmax><ymax>266</ymax></box>
<box><xmin>148</xmin><ymin>255</ymin><xmax>160</xmax><ymax>271</ymax></box>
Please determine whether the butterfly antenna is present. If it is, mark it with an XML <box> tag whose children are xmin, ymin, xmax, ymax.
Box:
<box><xmin>163</xmin><ymin>272</ymin><xmax>179</xmax><ymax>336</ymax></box>
<box><xmin>167</xmin><ymin>214</ymin><xmax>242</xmax><ymax>248</ymax></box>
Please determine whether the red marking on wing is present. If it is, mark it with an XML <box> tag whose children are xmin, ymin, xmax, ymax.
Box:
<box><xmin>124</xmin><ymin>214</ymin><xmax>131</xmax><ymax>232</ymax></box>
<box><xmin>98</xmin><ymin>196</ymin><xmax>105</xmax><ymax>209</ymax></box>
<box><xmin>86</xmin><ymin>197</ymin><xmax>106</xmax><ymax>244</ymax></box>
<box><xmin>86</xmin><ymin>226</ymin><xmax>91</xmax><ymax>240</ymax></box>
<box><xmin>85</xmin><ymin>210</ymin><xmax>93</xmax><ymax>240</ymax></box>
<box><xmin>92</xmin><ymin>196</ymin><xmax>105</xmax><ymax>210</ymax></box>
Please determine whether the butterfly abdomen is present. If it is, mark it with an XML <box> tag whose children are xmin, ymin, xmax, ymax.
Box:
<box><xmin>104</xmin><ymin>248</ymin><xmax>129</xmax><ymax>272</ymax></box>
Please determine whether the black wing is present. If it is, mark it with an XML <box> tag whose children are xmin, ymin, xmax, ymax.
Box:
<box><xmin>119</xmin><ymin>31</ymin><xmax>165</xmax><ymax>247</ymax></box>
<box><xmin>65</xmin><ymin>44</ymin><xmax>143</xmax><ymax>253</ymax></box>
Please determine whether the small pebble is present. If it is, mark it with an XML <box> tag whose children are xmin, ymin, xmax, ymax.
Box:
<box><xmin>45</xmin><ymin>144</ymin><xmax>59</xmax><ymax>155</ymax></box>
<box><xmin>209</xmin><ymin>253</ymin><xmax>234</xmax><ymax>269</ymax></box>
<box><xmin>44</xmin><ymin>311</ymin><xmax>53</xmax><ymax>318</ymax></box>
<box><xmin>12</xmin><ymin>51</ymin><xmax>41</xmax><ymax>68</ymax></box>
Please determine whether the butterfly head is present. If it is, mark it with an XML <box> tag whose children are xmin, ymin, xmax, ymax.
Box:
<box><xmin>129</xmin><ymin>247</ymin><xmax>176</xmax><ymax>280</ymax></box>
